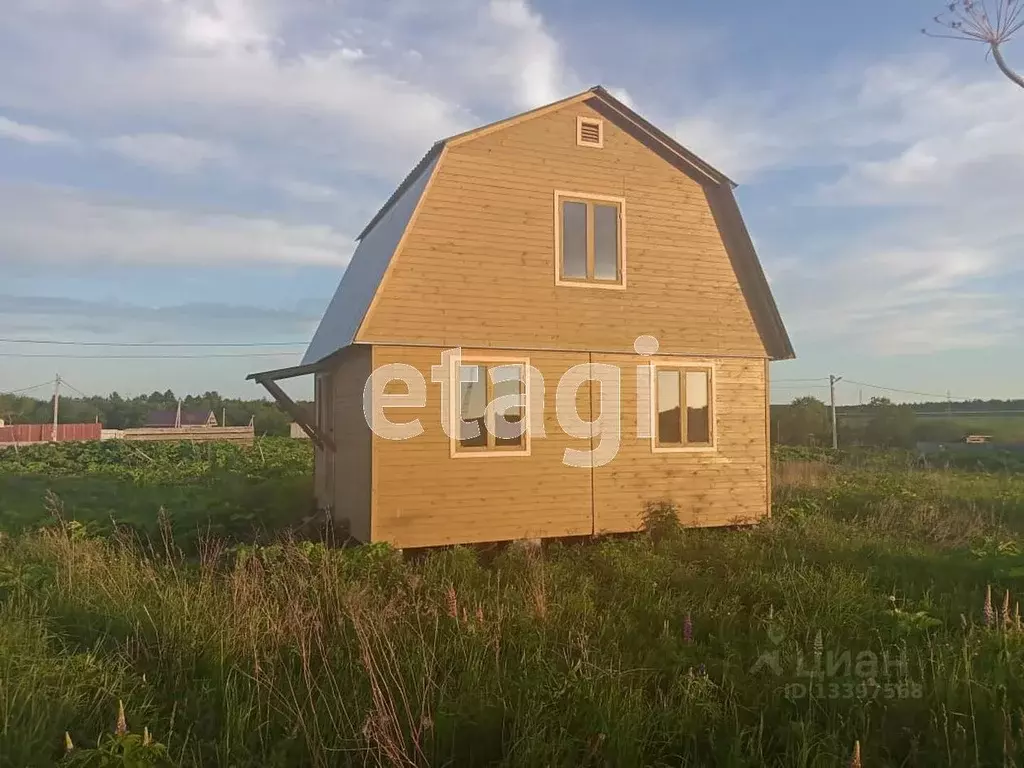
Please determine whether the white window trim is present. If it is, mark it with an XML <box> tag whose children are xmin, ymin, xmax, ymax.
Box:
<box><xmin>649</xmin><ymin>359</ymin><xmax>717</xmax><ymax>454</ymax></box>
<box><xmin>553</xmin><ymin>190</ymin><xmax>627</xmax><ymax>290</ymax></box>
<box><xmin>449</xmin><ymin>355</ymin><xmax>532</xmax><ymax>459</ymax></box>
<box><xmin>576</xmin><ymin>115</ymin><xmax>604</xmax><ymax>148</ymax></box>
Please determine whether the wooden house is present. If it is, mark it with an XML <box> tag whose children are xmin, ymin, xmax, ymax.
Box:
<box><xmin>250</xmin><ymin>86</ymin><xmax>794</xmax><ymax>549</ymax></box>
<box><xmin>144</xmin><ymin>406</ymin><xmax>217</xmax><ymax>428</ymax></box>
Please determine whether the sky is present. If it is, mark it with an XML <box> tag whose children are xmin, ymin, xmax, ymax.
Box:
<box><xmin>1</xmin><ymin>0</ymin><xmax>1023</xmax><ymax>406</ymax></box>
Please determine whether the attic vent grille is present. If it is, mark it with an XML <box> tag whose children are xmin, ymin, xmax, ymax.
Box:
<box><xmin>576</xmin><ymin>117</ymin><xmax>603</xmax><ymax>147</ymax></box>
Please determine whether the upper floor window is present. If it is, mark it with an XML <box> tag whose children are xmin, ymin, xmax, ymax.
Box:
<box><xmin>555</xmin><ymin>191</ymin><xmax>626</xmax><ymax>288</ymax></box>
<box><xmin>653</xmin><ymin>364</ymin><xmax>714</xmax><ymax>450</ymax></box>
<box><xmin>453</xmin><ymin>360</ymin><xmax>529</xmax><ymax>456</ymax></box>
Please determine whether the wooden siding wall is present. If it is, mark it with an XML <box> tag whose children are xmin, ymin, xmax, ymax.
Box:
<box><xmin>371</xmin><ymin>346</ymin><xmax>594</xmax><ymax>549</ymax></box>
<box><xmin>591</xmin><ymin>354</ymin><xmax>768</xmax><ymax>532</ymax></box>
<box><xmin>368</xmin><ymin>346</ymin><xmax>768</xmax><ymax>549</ymax></box>
<box><xmin>324</xmin><ymin>347</ymin><xmax>373</xmax><ymax>542</ymax></box>
<box><xmin>358</xmin><ymin>101</ymin><xmax>765</xmax><ymax>358</ymax></box>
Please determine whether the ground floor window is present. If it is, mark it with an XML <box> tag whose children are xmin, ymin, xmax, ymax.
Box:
<box><xmin>653</xmin><ymin>364</ymin><xmax>714</xmax><ymax>450</ymax></box>
<box><xmin>454</xmin><ymin>360</ymin><xmax>529</xmax><ymax>456</ymax></box>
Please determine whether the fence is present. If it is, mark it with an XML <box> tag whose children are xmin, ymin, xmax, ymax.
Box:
<box><xmin>0</xmin><ymin>423</ymin><xmax>103</xmax><ymax>444</ymax></box>
<box><xmin>120</xmin><ymin>425</ymin><xmax>255</xmax><ymax>444</ymax></box>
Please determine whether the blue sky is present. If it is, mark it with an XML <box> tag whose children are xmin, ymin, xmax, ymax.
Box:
<box><xmin>1</xmin><ymin>0</ymin><xmax>1022</xmax><ymax>405</ymax></box>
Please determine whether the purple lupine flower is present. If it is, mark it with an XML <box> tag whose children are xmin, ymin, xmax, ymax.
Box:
<box><xmin>984</xmin><ymin>585</ymin><xmax>995</xmax><ymax>628</ymax></box>
<box><xmin>683</xmin><ymin>614</ymin><xmax>693</xmax><ymax>644</ymax></box>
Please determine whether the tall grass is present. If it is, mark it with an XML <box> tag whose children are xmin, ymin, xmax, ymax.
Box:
<box><xmin>3</xmin><ymin>460</ymin><xmax>1024</xmax><ymax>765</ymax></box>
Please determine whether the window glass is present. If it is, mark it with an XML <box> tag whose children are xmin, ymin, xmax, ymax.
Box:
<box><xmin>593</xmin><ymin>204</ymin><xmax>619</xmax><ymax>280</ymax></box>
<box><xmin>561</xmin><ymin>201</ymin><xmax>588</xmax><ymax>279</ymax></box>
<box><xmin>491</xmin><ymin>365</ymin><xmax>524</xmax><ymax>447</ymax></box>
<box><xmin>686</xmin><ymin>370</ymin><xmax>711</xmax><ymax>444</ymax></box>
<box><xmin>657</xmin><ymin>369</ymin><xmax>682</xmax><ymax>444</ymax></box>
<box><xmin>458</xmin><ymin>365</ymin><xmax>487</xmax><ymax>448</ymax></box>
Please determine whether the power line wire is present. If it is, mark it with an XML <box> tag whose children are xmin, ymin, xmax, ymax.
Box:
<box><xmin>59</xmin><ymin>379</ymin><xmax>91</xmax><ymax>399</ymax></box>
<box><xmin>0</xmin><ymin>337</ymin><xmax>306</xmax><ymax>348</ymax></box>
<box><xmin>0</xmin><ymin>379</ymin><xmax>56</xmax><ymax>396</ymax></box>
<box><xmin>773</xmin><ymin>377</ymin><xmax>830</xmax><ymax>383</ymax></box>
<box><xmin>839</xmin><ymin>378</ymin><xmax>956</xmax><ymax>401</ymax></box>
<box><xmin>0</xmin><ymin>352</ymin><xmax>300</xmax><ymax>360</ymax></box>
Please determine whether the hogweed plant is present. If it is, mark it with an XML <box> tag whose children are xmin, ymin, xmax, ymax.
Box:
<box><xmin>924</xmin><ymin>0</ymin><xmax>1024</xmax><ymax>90</ymax></box>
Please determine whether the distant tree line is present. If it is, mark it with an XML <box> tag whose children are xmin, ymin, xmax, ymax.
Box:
<box><xmin>772</xmin><ymin>396</ymin><xmax>1024</xmax><ymax>449</ymax></box>
<box><xmin>0</xmin><ymin>390</ymin><xmax>310</xmax><ymax>437</ymax></box>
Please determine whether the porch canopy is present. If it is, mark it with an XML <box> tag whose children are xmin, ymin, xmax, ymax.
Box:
<box><xmin>247</xmin><ymin>361</ymin><xmax>335</xmax><ymax>451</ymax></box>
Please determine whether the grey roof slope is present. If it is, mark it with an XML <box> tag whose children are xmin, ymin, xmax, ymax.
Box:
<box><xmin>300</xmin><ymin>153</ymin><xmax>440</xmax><ymax>367</ymax></box>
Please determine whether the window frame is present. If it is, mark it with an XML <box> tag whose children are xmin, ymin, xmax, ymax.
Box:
<box><xmin>650</xmin><ymin>360</ymin><xmax>716</xmax><ymax>453</ymax></box>
<box><xmin>449</xmin><ymin>355</ymin><xmax>532</xmax><ymax>459</ymax></box>
<box><xmin>553</xmin><ymin>190</ymin><xmax>627</xmax><ymax>290</ymax></box>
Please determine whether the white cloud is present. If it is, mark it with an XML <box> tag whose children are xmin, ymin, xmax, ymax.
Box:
<box><xmin>665</xmin><ymin>51</ymin><xmax>1024</xmax><ymax>356</ymax></box>
<box><xmin>0</xmin><ymin>115</ymin><xmax>74</xmax><ymax>145</ymax></box>
<box><xmin>101</xmin><ymin>133</ymin><xmax>236</xmax><ymax>174</ymax></box>
<box><xmin>176</xmin><ymin>0</ymin><xmax>272</xmax><ymax>53</ymax></box>
<box><xmin>672</xmin><ymin>113</ymin><xmax>785</xmax><ymax>180</ymax></box>
<box><xmin>0</xmin><ymin>0</ymin><xmax>580</xmax><ymax>177</ymax></box>
<box><xmin>775</xmin><ymin>241</ymin><xmax>1017</xmax><ymax>354</ymax></box>
<box><xmin>277</xmin><ymin>180</ymin><xmax>340</xmax><ymax>202</ymax></box>
<box><xmin>0</xmin><ymin>185</ymin><xmax>353</xmax><ymax>267</ymax></box>
<box><xmin>485</xmin><ymin>0</ymin><xmax>569</xmax><ymax>108</ymax></box>
<box><xmin>2</xmin><ymin>0</ymin><xmax>1020</xmax><ymax>364</ymax></box>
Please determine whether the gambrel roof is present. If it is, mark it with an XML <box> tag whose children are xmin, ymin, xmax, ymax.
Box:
<box><xmin>296</xmin><ymin>85</ymin><xmax>793</xmax><ymax>369</ymax></box>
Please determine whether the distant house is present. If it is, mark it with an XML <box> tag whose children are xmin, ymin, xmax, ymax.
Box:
<box><xmin>144</xmin><ymin>408</ymin><xmax>217</xmax><ymax>428</ymax></box>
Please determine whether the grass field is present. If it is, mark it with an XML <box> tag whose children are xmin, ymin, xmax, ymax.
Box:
<box><xmin>0</xmin><ymin>439</ymin><xmax>315</xmax><ymax>551</ymax></box>
<box><xmin>4</xmin><ymin>442</ymin><xmax>1024</xmax><ymax>766</ymax></box>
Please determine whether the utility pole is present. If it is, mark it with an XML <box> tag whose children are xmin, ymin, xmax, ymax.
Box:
<box><xmin>222</xmin><ymin>407</ymin><xmax>227</xmax><ymax>427</ymax></box>
<box><xmin>51</xmin><ymin>373</ymin><xmax>61</xmax><ymax>442</ymax></box>
<box><xmin>175</xmin><ymin>399</ymin><xmax>182</xmax><ymax>428</ymax></box>
<box><xmin>829</xmin><ymin>374</ymin><xmax>842</xmax><ymax>450</ymax></box>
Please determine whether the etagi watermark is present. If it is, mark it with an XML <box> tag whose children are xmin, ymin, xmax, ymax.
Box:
<box><xmin>359</xmin><ymin>335</ymin><xmax>680</xmax><ymax>468</ymax></box>
<box><xmin>750</xmin><ymin>628</ymin><xmax>923</xmax><ymax>700</ymax></box>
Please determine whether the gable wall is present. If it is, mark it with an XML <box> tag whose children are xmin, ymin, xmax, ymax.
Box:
<box><xmin>357</xmin><ymin>101</ymin><xmax>766</xmax><ymax>358</ymax></box>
